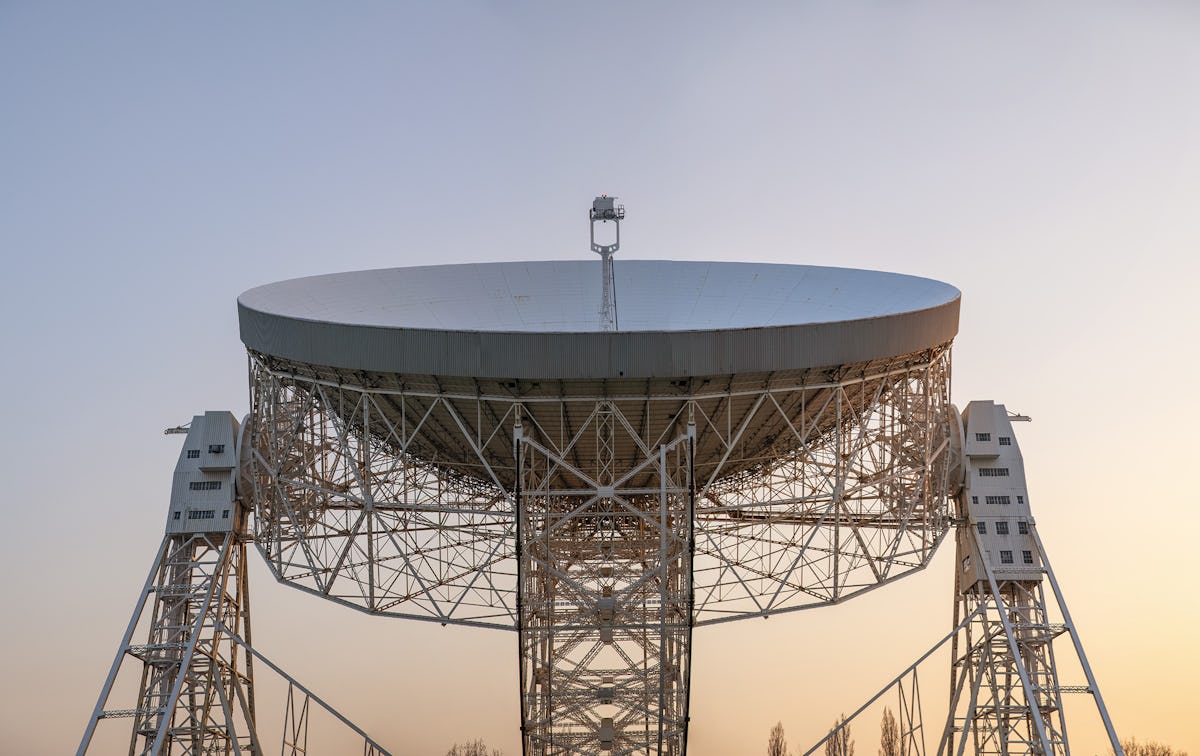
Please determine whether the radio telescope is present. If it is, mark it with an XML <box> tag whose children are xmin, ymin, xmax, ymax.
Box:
<box><xmin>80</xmin><ymin>198</ymin><xmax>1121</xmax><ymax>756</ymax></box>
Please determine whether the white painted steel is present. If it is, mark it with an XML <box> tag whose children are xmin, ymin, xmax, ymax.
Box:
<box><xmin>245</xmin><ymin>352</ymin><xmax>956</xmax><ymax>630</ymax></box>
<box><xmin>238</xmin><ymin>261</ymin><xmax>960</xmax><ymax>379</ymax></box>
<box><xmin>82</xmin><ymin>238</ymin><xmax>1119</xmax><ymax>756</ymax></box>
<box><xmin>78</xmin><ymin>416</ymin><xmax>390</xmax><ymax>756</ymax></box>
<box><xmin>588</xmin><ymin>196</ymin><xmax>622</xmax><ymax>332</ymax></box>
<box><xmin>165</xmin><ymin>412</ymin><xmax>239</xmax><ymax>535</ymax></box>
<box><xmin>239</xmin><ymin>260</ymin><xmax>958</xmax><ymax>333</ymax></box>
<box><xmin>238</xmin><ymin>252</ymin><xmax>961</xmax><ymax>756</ymax></box>
<box><xmin>800</xmin><ymin>403</ymin><xmax>1123</xmax><ymax>756</ymax></box>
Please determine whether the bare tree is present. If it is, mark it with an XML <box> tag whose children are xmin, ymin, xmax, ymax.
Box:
<box><xmin>1121</xmin><ymin>738</ymin><xmax>1188</xmax><ymax>756</ymax></box>
<box><xmin>825</xmin><ymin>714</ymin><xmax>855</xmax><ymax>756</ymax></box>
<box><xmin>768</xmin><ymin>721</ymin><xmax>789</xmax><ymax>756</ymax></box>
<box><xmin>879</xmin><ymin>707</ymin><xmax>901</xmax><ymax>756</ymax></box>
<box><xmin>446</xmin><ymin>740</ymin><xmax>504</xmax><ymax>756</ymax></box>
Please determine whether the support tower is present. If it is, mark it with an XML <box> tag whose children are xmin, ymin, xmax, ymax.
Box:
<box><xmin>802</xmin><ymin>402</ymin><xmax>1121</xmax><ymax>756</ymax></box>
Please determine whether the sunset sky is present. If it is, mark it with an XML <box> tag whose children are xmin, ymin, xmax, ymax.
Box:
<box><xmin>2</xmin><ymin>3</ymin><xmax>1198</xmax><ymax>754</ymax></box>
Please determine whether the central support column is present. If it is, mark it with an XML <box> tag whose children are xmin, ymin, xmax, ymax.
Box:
<box><xmin>516</xmin><ymin>407</ymin><xmax>693</xmax><ymax>756</ymax></box>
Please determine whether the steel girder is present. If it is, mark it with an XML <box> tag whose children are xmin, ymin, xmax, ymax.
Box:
<box><xmin>944</xmin><ymin>575</ymin><xmax>1068</xmax><ymax>756</ymax></box>
<box><xmin>246</xmin><ymin>348</ymin><xmax>954</xmax><ymax>629</ymax></box>
<box><xmin>245</xmin><ymin>346</ymin><xmax>955</xmax><ymax>754</ymax></box>
<box><xmin>803</xmin><ymin>523</ymin><xmax>1120</xmax><ymax>756</ymax></box>
<box><xmin>79</xmin><ymin>529</ymin><xmax>394</xmax><ymax>755</ymax></box>
<box><xmin>802</xmin><ymin>403</ymin><xmax>1121</xmax><ymax>756</ymax></box>
<box><xmin>247</xmin><ymin>363</ymin><xmax>519</xmax><ymax>628</ymax></box>
<box><xmin>691</xmin><ymin>348</ymin><xmax>955</xmax><ymax>623</ymax></box>
<box><xmin>516</xmin><ymin>408</ymin><xmax>693</xmax><ymax>755</ymax></box>
<box><xmin>80</xmin><ymin>532</ymin><xmax>259</xmax><ymax>755</ymax></box>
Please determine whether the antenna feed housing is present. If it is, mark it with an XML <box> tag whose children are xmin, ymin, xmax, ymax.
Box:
<box><xmin>590</xmin><ymin>195</ymin><xmax>625</xmax><ymax>223</ymax></box>
<box><xmin>589</xmin><ymin>195</ymin><xmax>624</xmax><ymax>257</ymax></box>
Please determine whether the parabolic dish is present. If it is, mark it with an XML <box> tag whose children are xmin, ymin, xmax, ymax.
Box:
<box><xmin>241</xmin><ymin>258</ymin><xmax>963</xmax><ymax>631</ymax></box>
<box><xmin>238</xmin><ymin>260</ymin><xmax>960</xmax><ymax>380</ymax></box>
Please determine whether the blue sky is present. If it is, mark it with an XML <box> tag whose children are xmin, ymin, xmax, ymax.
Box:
<box><xmin>2</xmin><ymin>3</ymin><xmax>1198</xmax><ymax>754</ymax></box>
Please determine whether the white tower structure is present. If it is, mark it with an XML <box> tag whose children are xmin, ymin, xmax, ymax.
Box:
<box><xmin>79</xmin><ymin>202</ymin><xmax>1121</xmax><ymax>756</ymax></box>
<box><xmin>79</xmin><ymin>413</ymin><xmax>388</xmax><ymax>755</ymax></box>
<box><xmin>804</xmin><ymin>403</ymin><xmax>1121</xmax><ymax>756</ymax></box>
<box><xmin>79</xmin><ymin>413</ymin><xmax>257</xmax><ymax>755</ymax></box>
<box><xmin>945</xmin><ymin>401</ymin><xmax>1119</xmax><ymax>756</ymax></box>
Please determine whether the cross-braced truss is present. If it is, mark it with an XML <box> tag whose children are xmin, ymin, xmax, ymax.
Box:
<box><xmin>247</xmin><ymin>363</ymin><xmax>519</xmax><ymax>628</ymax></box>
<box><xmin>79</xmin><ymin>410</ymin><xmax>392</xmax><ymax>756</ymax></box>
<box><xmin>79</xmin><ymin>531</ymin><xmax>392</xmax><ymax>756</ymax></box>
<box><xmin>801</xmin><ymin>403</ymin><xmax>1120</xmax><ymax>756</ymax></box>
<box><xmin>804</xmin><ymin>522</ymin><xmax>1118</xmax><ymax>756</ymax></box>
<box><xmin>246</xmin><ymin>346</ymin><xmax>953</xmax><ymax>629</ymax></box>
<box><xmin>82</xmin><ymin>332</ymin><xmax>1124</xmax><ymax>756</ymax></box>
<box><xmin>941</xmin><ymin>516</ymin><xmax>1105</xmax><ymax>756</ymax></box>
<box><xmin>80</xmin><ymin>533</ymin><xmax>258</xmax><ymax>755</ymax></box>
<box><xmin>692</xmin><ymin>349</ymin><xmax>956</xmax><ymax>624</ymax></box>
<box><xmin>516</xmin><ymin>409</ymin><xmax>693</xmax><ymax>755</ymax></box>
<box><xmin>945</xmin><ymin>573</ymin><xmax>1067</xmax><ymax>756</ymax></box>
<box><xmin>243</xmin><ymin>346</ymin><xmax>955</xmax><ymax>754</ymax></box>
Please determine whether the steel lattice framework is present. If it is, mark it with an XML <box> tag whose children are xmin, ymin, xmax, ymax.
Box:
<box><xmin>80</xmin><ymin>526</ymin><xmax>393</xmax><ymax>756</ymax></box>
<box><xmin>130</xmin><ymin>533</ymin><xmax>255</xmax><ymax>755</ymax></box>
<box><xmin>77</xmin><ymin>252</ymin><xmax>1125</xmax><ymax>756</ymax></box>
<box><xmin>247</xmin><ymin>361</ymin><xmax>520</xmax><ymax>628</ymax></box>
<box><xmin>79</xmin><ymin>413</ymin><xmax>392</xmax><ymax>756</ymax></box>
<box><xmin>803</xmin><ymin>401</ymin><xmax>1121</xmax><ymax>756</ymax></box>
<box><xmin>946</xmin><ymin>569</ymin><xmax>1068</xmax><ymax>756</ymax></box>
<box><xmin>244</xmin><ymin>344</ymin><xmax>956</xmax><ymax>753</ymax></box>
<box><xmin>692</xmin><ymin>348</ymin><xmax>956</xmax><ymax>623</ymax></box>
<box><xmin>805</xmin><ymin>522</ymin><xmax>1116</xmax><ymax>756</ymax></box>
<box><xmin>516</xmin><ymin>409</ymin><xmax>693</xmax><ymax>754</ymax></box>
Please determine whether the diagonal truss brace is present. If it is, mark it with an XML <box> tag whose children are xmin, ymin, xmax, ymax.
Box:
<box><xmin>78</xmin><ymin>532</ymin><xmax>260</xmax><ymax>756</ymax></box>
<box><xmin>78</xmin><ymin>411</ymin><xmax>391</xmax><ymax>756</ymax></box>
<box><xmin>218</xmin><ymin>624</ymin><xmax>391</xmax><ymax>756</ymax></box>
<box><xmin>801</xmin><ymin>401</ymin><xmax>1122</xmax><ymax>756</ymax></box>
<box><xmin>802</xmin><ymin>517</ymin><xmax>1122</xmax><ymax>756</ymax></box>
<box><xmin>516</xmin><ymin>412</ymin><xmax>695</xmax><ymax>756</ymax></box>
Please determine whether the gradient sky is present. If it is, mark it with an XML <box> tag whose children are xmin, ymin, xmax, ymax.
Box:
<box><xmin>2</xmin><ymin>2</ymin><xmax>1198</xmax><ymax>754</ymax></box>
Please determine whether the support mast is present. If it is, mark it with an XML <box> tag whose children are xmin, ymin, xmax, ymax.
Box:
<box><xmin>79</xmin><ymin>412</ymin><xmax>390</xmax><ymax>755</ymax></box>
<box><xmin>590</xmin><ymin>195</ymin><xmax>624</xmax><ymax>332</ymax></box>
<box><xmin>944</xmin><ymin>401</ymin><xmax>1121</xmax><ymax>756</ymax></box>
<box><xmin>79</xmin><ymin>412</ymin><xmax>257</xmax><ymax>755</ymax></box>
